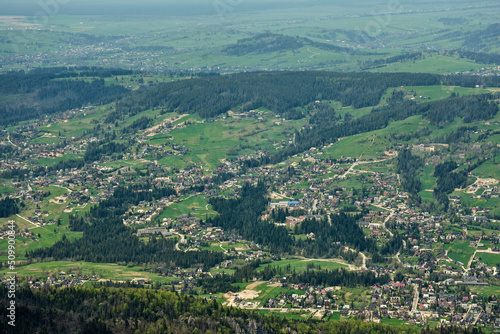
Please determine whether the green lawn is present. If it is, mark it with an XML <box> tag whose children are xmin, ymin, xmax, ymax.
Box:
<box><xmin>257</xmin><ymin>258</ymin><xmax>347</xmax><ymax>274</ymax></box>
<box><xmin>156</xmin><ymin>194</ymin><xmax>217</xmax><ymax>221</ymax></box>
<box><xmin>389</xmin><ymin>85</ymin><xmax>490</xmax><ymax>102</ymax></box>
<box><xmin>446</xmin><ymin>241</ymin><xmax>475</xmax><ymax>266</ymax></box>
<box><xmin>0</xmin><ymin>261</ymin><xmax>174</xmax><ymax>284</ymax></box>
<box><xmin>155</xmin><ymin>116</ymin><xmax>306</xmax><ymax>170</ymax></box>
<box><xmin>468</xmin><ymin>285</ymin><xmax>500</xmax><ymax>298</ymax></box>
<box><xmin>476</xmin><ymin>253</ymin><xmax>500</xmax><ymax>268</ymax></box>
<box><xmin>472</xmin><ymin>159</ymin><xmax>500</xmax><ymax>180</ymax></box>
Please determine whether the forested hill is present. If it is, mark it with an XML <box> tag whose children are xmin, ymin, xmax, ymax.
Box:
<box><xmin>0</xmin><ymin>67</ymin><xmax>133</xmax><ymax>126</ymax></box>
<box><xmin>115</xmin><ymin>71</ymin><xmax>500</xmax><ymax>119</ymax></box>
<box><xmin>114</xmin><ymin>71</ymin><xmax>500</xmax><ymax>165</ymax></box>
<box><xmin>115</xmin><ymin>72</ymin><xmax>440</xmax><ymax>117</ymax></box>
<box><xmin>221</xmin><ymin>32</ymin><xmax>376</xmax><ymax>56</ymax></box>
<box><xmin>0</xmin><ymin>286</ymin><xmax>483</xmax><ymax>334</ymax></box>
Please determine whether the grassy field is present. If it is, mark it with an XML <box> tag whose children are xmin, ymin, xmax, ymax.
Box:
<box><xmin>0</xmin><ymin>185</ymin><xmax>96</xmax><ymax>261</ymax></box>
<box><xmin>257</xmin><ymin>258</ymin><xmax>347</xmax><ymax>274</ymax></box>
<box><xmin>0</xmin><ymin>261</ymin><xmax>174</xmax><ymax>284</ymax></box>
<box><xmin>446</xmin><ymin>241</ymin><xmax>475</xmax><ymax>266</ymax></box>
<box><xmin>38</xmin><ymin>105</ymin><xmax>115</xmax><ymax>140</ymax></box>
<box><xmin>255</xmin><ymin>309</ymin><xmax>312</xmax><ymax>321</ymax></box>
<box><xmin>156</xmin><ymin>194</ymin><xmax>217</xmax><ymax>221</ymax></box>
<box><xmin>472</xmin><ymin>159</ymin><xmax>500</xmax><ymax>180</ymax></box>
<box><xmin>152</xmin><ymin>113</ymin><xmax>307</xmax><ymax>170</ymax></box>
<box><xmin>380</xmin><ymin>318</ymin><xmax>429</xmax><ymax>331</ymax></box>
<box><xmin>29</xmin><ymin>154</ymin><xmax>83</xmax><ymax>167</ymax></box>
<box><xmin>458</xmin><ymin>192</ymin><xmax>500</xmax><ymax>216</ymax></box>
<box><xmin>476</xmin><ymin>253</ymin><xmax>500</xmax><ymax>268</ymax></box>
<box><xmin>468</xmin><ymin>285</ymin><xmax>500</xmax><ymax>298</ymax></box>
<box><xmin>401</xmin><ymin>85</ymin><xmax>490</xmax><ymax>101</ymax></box>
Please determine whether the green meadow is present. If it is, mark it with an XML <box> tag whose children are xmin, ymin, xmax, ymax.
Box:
<box><xmin>446</xmin><ymin>241</ymin><xmax>475</xmax><ymax>266</ymax></box>
<box><xmin>157</xmin><ymin>194</ymin><xmax>217</xmax><ymax>221</ymax></box>
<box><xmin>0</xmin><ymin>261</ymin><xmax>174</xmax><ymax>284</ymax></box>
<box><xmin>257</xmin><ymin>258</ymin><xmax>347</xmax><ymax>273</ymax></box>
<box><xmin>0</xmin><ymin>185</ymin><xmax>95</xmax><ymax>261</ymax></box>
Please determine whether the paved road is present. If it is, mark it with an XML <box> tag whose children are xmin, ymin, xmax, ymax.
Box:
<box><xmin>372</xmin><ymin>204</ymin><xmax>395</xmax><ymax>238</ymax></box>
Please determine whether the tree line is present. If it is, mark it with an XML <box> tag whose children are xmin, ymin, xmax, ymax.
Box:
<box><xmin>222</xmin><ymin>32</ymin><xmax>374</xmax><ymax>57</ymax></box>
<box><xmin>1</xmin><ymin>285</ymin><xmax>478</xmax><ymax>334</ymax></box>
<box><xmin>0</xmin><ymin>68</ymin><xmax>131</xmax><ymax>126</ymax></box>
<box><xmin>433</xmin><ymin>161</ymin><xmax>469</xmax><ymax>211</ymax></box>
<box><xmin>0</xmin><ymin>197</ymin><xmax>19</xmax><ymax>218</ymax></box>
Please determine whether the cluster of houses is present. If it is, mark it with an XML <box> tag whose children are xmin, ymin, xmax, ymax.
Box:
<box><xmin>1</xmin><ymin>100</ymin><xmax>499</xmax><ymax>331</ymax></box>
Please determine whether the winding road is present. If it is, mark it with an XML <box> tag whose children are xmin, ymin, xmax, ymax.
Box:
<box><xmin>411</xmin><ymin>284</ymin><xmax>419</xmax><ymax>313</ymax></box>
<box><xmin>173</xmin><ymin>232</ymin><xmax>185</xmax><ymax>251</ymax></box>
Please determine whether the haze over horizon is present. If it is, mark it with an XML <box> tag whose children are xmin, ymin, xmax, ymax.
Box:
<box><xmin>0</xmin><ymin>0</ymin><xmax>468</xmax><ymax>17</ymax></box>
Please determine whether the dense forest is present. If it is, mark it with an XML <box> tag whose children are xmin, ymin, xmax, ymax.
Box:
<box><xmin>207</xmin><ymin>183</ymin><xmax>375</xmax><ymax>258</ymax></box>
<box><xmin>114</xmin><ymin>71</ymin><xmax>445</xmax><ymax>118</ymax></box>
<box><xmin>208</xmin><ymin>181</ymin><xmax>294</xmax><ymax>254</ymax></box>
<box><xmin>114</xmin><ymin>70</ymin><xmax>500</xmax><ymax>168</ymax></box>
<box><xmin>360</xmin><ymin>52</ymin><xmax>423</xmax><ymax>70</ymax></box>
<box><xmin>84</xmin><ymin>141</ymin><xmax>128</xmax><ymax>163</ymax></box>
<box><xmin>0</xmin><ymin>197</ymin><xmax>20</xmax><ymax>218</ymax></box>
<box><xmin>397</xmin><ymin>148</ymin><xmax>424</xmax><ymax>197</ymax></box>
<box><xmin>296</xmin><ymin>214</ymin><xmax>377</xmax><ymax>255</ymax></box>
<box><xmin>461</xmin><ymin>23</ymin><xmax>500</xmax><ymax>52</ymax></box>
<box><xmin>433</xmin><ymin>161</ymin><xmax>469</xmax><ymax>210</ymax></box>
<box><xmin>111</xmin><ymin>71</ymin><xmax>500</xmax><ymax>168</ymax></box>
<box><xmin>448</xmin><ymin>50</ymin><xmax>500</xmax><ymax>65</ymax></box>
<box><xmin>0</xmin><ymin>68</ymin><xmax>132</xmax><ymax>126</ymax></box>
<box><xmin>0</xmin><ymin>286</ymin><xmax>483</xmax><ymax>334</ymax></box>
<box><xmin>114</xmin><ymin>71</ymin><xmax>500</xmax><ymax>120</ymax></box>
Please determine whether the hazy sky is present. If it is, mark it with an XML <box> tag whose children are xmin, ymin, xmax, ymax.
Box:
<box><xmin>1</xmin><ymin>0</ymin><xmax>371</xmax><ymax>16</ymax></box>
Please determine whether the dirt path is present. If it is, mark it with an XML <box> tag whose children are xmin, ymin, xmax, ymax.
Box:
<box><xmin>411</xmin><ymin>284</ymin><xmax>419</xmax><ymax>313</ymax></box>
<box><xmin>245</xmin><ymin>281</ymin><xmax>265</xmax><ymax>290</ymax></box>
<box><xmin>338</xmin><ymin>139</ymin><xmax>396</xmax><ymax>179</ymax></box>
<box><xmin>7</xmin><ymin>133</ymin><xmax>19</xmax><ymax>148</ymax></box>
<box><xmin>395</xmin><ymin>251</ymin><xmax>401</xmax><ymax>264</ymax></box>
<box><xmin>466</xmin><ymin>237</ymin><xmax>481</xmax><ymax>272</ymax></box>
<box><xmin>173</xmin><ymin>232</ymin><xmax>185</xmax><ymax>251</ymax></box>
<box><xmin>305</xmin><ymin>247</ymin><xmax>368</xmax><ymax>270</ymax></box>
<box><xmin>16</xmin><ymin>214</ymin><xmax>40</xmax><ymax>228</ymax></box>
<box><xmin>51</xmin><ymin>185</ymin><xmax>72</xmax><ymax>193</ymax></box>
<box><xmin>223</xmin><ymin>281</ymin><xmax>265</xmax><ymax>308</ymax></box>
<box><xmin>359</xmin><ymin>251</ymin><xmax>367</xmax><ymax>269</ymax></box>
<box><xmin>144</xmin><ymin>114</ymin><xmax>190</xmax><ymax>135</ymax></box>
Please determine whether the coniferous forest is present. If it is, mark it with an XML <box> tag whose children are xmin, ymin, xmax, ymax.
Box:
<box><xmin>0</xmin><ymin>286</ymin><xmax>485</xmax><ymax>334</ymax></box>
